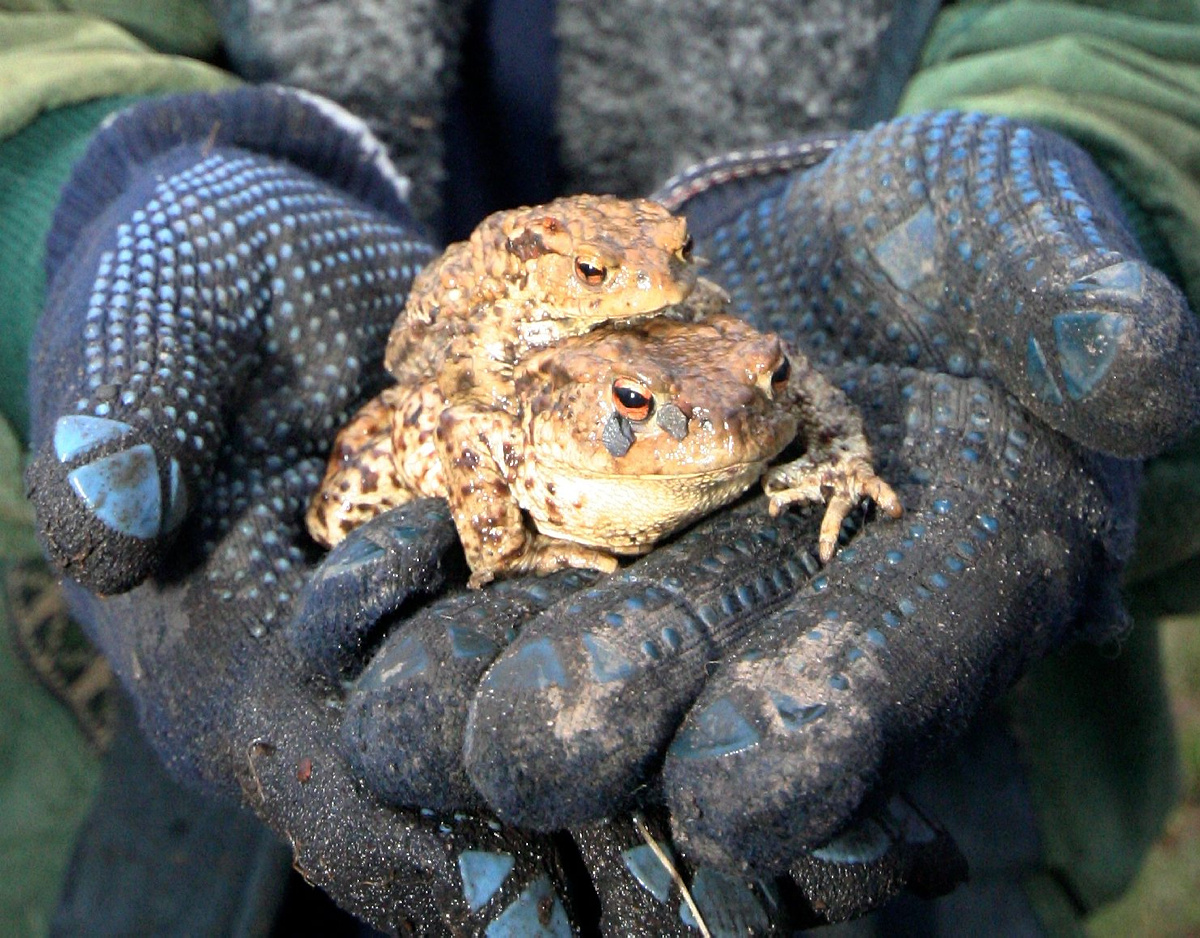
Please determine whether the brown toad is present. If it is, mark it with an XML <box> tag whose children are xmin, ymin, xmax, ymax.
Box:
<box><xmin>307</xmin><ymin>313</ymin><xmax>901</xmax><ymax>587</ymax></box>
<box><xmin>384</xmin><ymin>193</ymin><xmax>701</xmax><ymax>412</ymax></box>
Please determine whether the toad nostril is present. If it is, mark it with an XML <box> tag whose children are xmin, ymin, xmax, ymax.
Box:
<box><xmin>656</xmin><ymin>402</ymin><xmax>689</xmax><ymax>440</ymax></box>
<box><xmin>602</xmin><ymin>412</ymin><xmax>636</xmax><ymax>457</ymax></box>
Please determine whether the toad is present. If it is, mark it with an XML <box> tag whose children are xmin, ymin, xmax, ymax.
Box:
<box><xmin>307</xmin><ymin>313</ymin><xmax>901</xmax><ymax>587</ymax></box>
<box><xmin>384</xmin><ymin>194</ymin><xmax>702</xmax><ymax>412</ymax></box>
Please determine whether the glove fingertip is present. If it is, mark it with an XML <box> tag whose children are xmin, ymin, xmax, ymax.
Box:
<box><xmin>786</xmin><ymin>796</ymin><xmax>968</xmax><ymax>925</ymax></box>
<box><xmin>26</xmin><ymin>423</ymin><xmax>189</xmax><ymax>594</ymax></box>
<box><xmin>287</xmin><ymin>501</ymin><xmax>460</xmax><ymax>679</ymax></box>
<box><xmin>342</xmin><ymin>659</ymin><xmax>486</xmax><ymax>812</ymax></box>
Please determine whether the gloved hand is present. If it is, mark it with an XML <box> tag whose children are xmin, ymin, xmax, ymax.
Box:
<box><xmin>26</xmin><ymin>88</ymin><xmax>1200</xmax><ymax>937</ymax></box>
<box><xmin>302</xmin><ymin>109</ymin><xmax>1199</xmax><ymax>879</ymax></box>
<box><xmin>25</xmin><ymin>86</ymin><xmax>592</xmax><ymax>936</ymax></box>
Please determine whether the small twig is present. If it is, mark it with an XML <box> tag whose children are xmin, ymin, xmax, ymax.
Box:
<box><xmin>632</xmin><ymin>814</ymin><xmax>710</xmax><ymax>938</ymax></box>
<box><xmin>245</xmin><ymin>737</ymin><xmax>274</xmax><ymax>804</ymax></box>
<box><xmin>280</xmin><ymin>829</ymin><xmax>317</xmax><ymax>886</ymax></box>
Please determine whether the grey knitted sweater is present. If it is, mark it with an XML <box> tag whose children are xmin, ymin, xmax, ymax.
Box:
<box><xmin>211</xmin><ymin>0</ymin><xmax>906</xmax><ymax>225</ymax></box>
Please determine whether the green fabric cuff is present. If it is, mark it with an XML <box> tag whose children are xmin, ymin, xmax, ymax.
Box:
<box><xmin>0</xmin><ymin>1</ymin><xmax>223</xmax><ymax>58</ymax></box>
<box><xmin>0</xmin><ymin>14</ymin><xmax>237</xmax><ymax>140</ymax></box>
<box><xmin>898</xmin><ymin>1</ymin><xmax>1200</xmax><ymax>602</ymax></box>
<box><xmin>917</xmin><ymin>1</ymin><xmax>1200</xmax><ymax>66</ymax></box>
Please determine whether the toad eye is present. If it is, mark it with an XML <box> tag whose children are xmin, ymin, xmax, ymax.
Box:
<box><xmin>771</xmin><ymin>356</ymin><xmax>791</xmax><ymax>390</ymax></box>
<box><xmin>680</xmin><ymin>234</ymin><xmax>694</xmax><ymax>261</ymax></box>
<box><xmin>612</xmin><ymin>377</ymin><xmax>652</xmax><ymax>420</ymax></box>
<box><xmin>575</xmin><ymin>256</ymin><xmax>608</xmax><ymax>286</ymax></box>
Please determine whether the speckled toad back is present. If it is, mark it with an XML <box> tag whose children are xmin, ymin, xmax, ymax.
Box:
<box><xmin>384</xmin><ymin>193</ymin><xmax>700</xmax><ymax>410</ymax></box>
<box><xmin>308</xmin><ymin>313</ymin><xmax>901</xmax><ymax>587</ymax></box>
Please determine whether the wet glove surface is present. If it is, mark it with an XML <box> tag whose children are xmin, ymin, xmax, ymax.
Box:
<box><xmin>27</xmin><ymin>92</ymin><xmax>1200</xmax><ymax>934</ymax></box>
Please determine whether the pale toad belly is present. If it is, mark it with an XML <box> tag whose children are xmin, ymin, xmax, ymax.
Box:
<box><xmin>520</xmin><ymin>461</ymin><xmax>770</xmax><ymax>554</ymax></box>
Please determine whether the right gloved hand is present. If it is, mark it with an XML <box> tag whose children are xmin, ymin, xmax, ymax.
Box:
<box><xmin>292</xmin><ymin>109</ymin><xmax>1196</xmax><ymax>913</ymax></box>
<box><xmin>313</xmin><ymin>110</ymin><xmax>1193</xmax><ymax>871</ymax></box>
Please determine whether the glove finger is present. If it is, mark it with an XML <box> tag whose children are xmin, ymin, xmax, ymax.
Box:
<box><xmin>782</xmin><ymin>793</ymin><xmax>967</xmax><ymax>925</ymax></box>
<box><xmin>288</xmin><ymin>499</ymin><xmax>462</xmax><ymax>680</ymax></box>
<box><xmin>663</xmin><ymin>368</ymin><xmax>1139</xmax><ymax>873</ymax></box>
<box><xmin>671</xmin><ymin>110</ymin><xmax>1200</xmax><ymax>459</ymax></box>
<box><xmin>341</xmin><ymin>565</ymin><xmax>598</xmax><ymax>811</ymax></box>
<box><xmin>462</xmin><ymin>496</ymin><xmax>832</xmax><ymax>831</ymax></box>
<box><xmin>27</xmin><ymin>86</ymin><xmax>432</xmax><ymax>595</ymax></box>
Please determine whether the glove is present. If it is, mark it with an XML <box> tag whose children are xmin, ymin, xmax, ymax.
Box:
<box><xmin>300</xmin><ymin>110</ymin><xmax>1196</xmax><ymax>876</ymax></box>
<box><xmin>27</xmin><ymin>90</ymin><xmax>1199</xmax><ymax>937</ymax></box>
<box><xmin>25</xmin><ymin>86</ymin><xmax>595</xmax><ymax>935</ymax></box>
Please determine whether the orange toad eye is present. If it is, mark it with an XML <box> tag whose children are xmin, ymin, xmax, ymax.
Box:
<box><xmin>612</xmin><ymin>378</ymin><xmax>652</xmax><ymax>420</ymax></box>
<box><xmin>771</xmin><ymin>356</ymin><xmax>791</xmax><ymax>391</ymax></box>
<box><xmin>680</xmin><ymin>234</ymin><xmax>694</xmax><ymax>260</ymax></box>
<box><xmin>575</xmin><ymin>256</ymin><xmax>608</xmax><ymax>286</ymax></box>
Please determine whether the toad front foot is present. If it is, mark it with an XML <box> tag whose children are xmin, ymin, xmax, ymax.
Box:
<box><xmin>467</xmin><ymin>534</ymin><xmax>619</xmax><ymax>589</ymax></box>
<box><xmin>763</xmin><ymin>455</ymin><xmax>903</xmax><ymax>562</ymax></box>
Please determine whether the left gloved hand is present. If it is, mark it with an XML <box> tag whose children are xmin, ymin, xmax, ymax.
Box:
<box><xmin>25</xmin><ymin>86</ymin><xmax>606</xmax><ymax>936</ymax></box>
